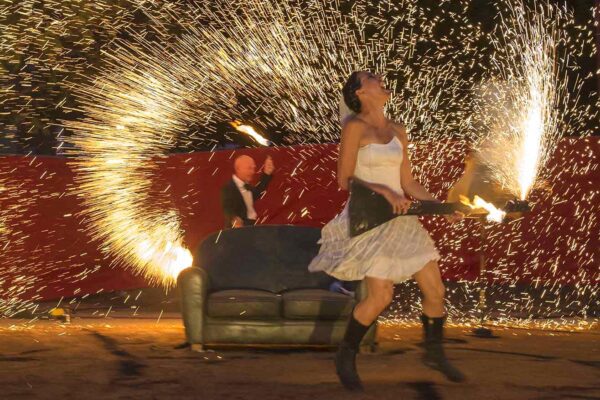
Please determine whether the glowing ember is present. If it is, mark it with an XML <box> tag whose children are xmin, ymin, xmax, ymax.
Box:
<box><xmin>230</xmin><ymin>121</ymin><xmax>270</xmax><ymax>146</ymax></box>
<box><xmin>460</xmin><ymin>195</ymin><xmax>507</xmax><ymax>223</ymax></box>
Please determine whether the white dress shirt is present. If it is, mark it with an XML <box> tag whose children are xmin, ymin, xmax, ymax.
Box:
<box><xmin>232</xmin><ymin>174</ymin><xmax>258</xmax><ymax>220</ymax></box>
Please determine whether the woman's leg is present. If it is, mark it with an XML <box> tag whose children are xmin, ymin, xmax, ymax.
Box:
<box><xmin>413</xmin><ymin>260</ymin><xmax>445</xmax><ymax>317</ymax></box>
<box><xmin>336</xmin><ymin>276</ymin><xmax>394</xmax><ymax>391</ymax></box>
<box><xmin>354</xmin><ymin>276</ymin><xmax>395</xmax><ymax>325</ymax></box>
<box><xmin>413</xmin><ymin>260</ymin><xmax>465</xmax><ymax>382</ymax></box>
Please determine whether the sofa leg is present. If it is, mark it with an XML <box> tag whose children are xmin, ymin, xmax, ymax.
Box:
<box><xmin>190</xmin><ymin>343</ymin><xmax>205</xmax><ymax>353</ymax></box>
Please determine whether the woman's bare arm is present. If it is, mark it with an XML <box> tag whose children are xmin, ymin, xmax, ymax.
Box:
<box><xmin>395</xmin><ymin>124</ymin><xmax>438</xmax><ymax>202</ymax></box>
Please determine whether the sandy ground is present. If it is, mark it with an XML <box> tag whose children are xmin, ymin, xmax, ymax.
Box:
<box><xmin>1</xmin><ymin>317</ymin><xmax>599</xmax><ymax>400</ymax></box>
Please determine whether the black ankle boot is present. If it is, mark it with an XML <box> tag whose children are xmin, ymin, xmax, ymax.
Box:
<box><xmin>335</xmin><ymin>313</ymin><xmax>370</xmax><ymax>391</ymax></box>
<box><xmin>335</xmin><ymin>341</ymin><xmax>363</xmax><ymax>391</ymax></box>
<box><xmin>421</xmin><ymin>314</ymin><xmax>466</xmax><ymax>382</ymax></box>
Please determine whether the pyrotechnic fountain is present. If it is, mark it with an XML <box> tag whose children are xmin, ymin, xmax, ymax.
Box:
<box><xmin>451</xmin><ymin>1</ymin><xmax>585</xmax><ymax>335</ymax></box>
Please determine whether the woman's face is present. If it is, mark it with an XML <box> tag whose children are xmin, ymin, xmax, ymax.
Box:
<box><xmin>356</xmin><ymin>71</ymin><xmax>391</xmax><ymax>103</ymax></box>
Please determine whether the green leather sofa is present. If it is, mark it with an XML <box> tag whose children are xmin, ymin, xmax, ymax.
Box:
<box><xmin>178</xmin><ymin>225</ymin><xmax>377</xmax><ymax>351</ymax></box>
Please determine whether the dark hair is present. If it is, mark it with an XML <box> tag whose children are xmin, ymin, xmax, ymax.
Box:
<box><xmin>342</xmin><ymin>71</ymin><xmax>362</xmax><ymax>113</ymax></box>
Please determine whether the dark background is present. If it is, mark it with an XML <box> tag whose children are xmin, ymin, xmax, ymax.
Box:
<box><xmin>0</xmin><ymin>0</ymin><xmax>597</xmax><ymax>155</ymax></box>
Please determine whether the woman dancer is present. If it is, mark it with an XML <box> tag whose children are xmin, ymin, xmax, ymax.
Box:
<box><xmin>308</xmin><ymin>71</ymin><xmax>465</xmax><ymax>391</ymax></box>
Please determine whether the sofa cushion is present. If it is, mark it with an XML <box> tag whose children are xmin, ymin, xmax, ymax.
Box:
<box><xmin>195</xmin><ymin>226</ymin><xmax>333</xmax><ymax>293</ymax></box>
<box><xmin>282</xmin><ymin>289</ymin><xmax>354</xmax><ymax>320</ymax></box>
<box><xmin>207</xmin><ymin>290</ymin><xmax>282</xmax><ymax>319</ymax></box>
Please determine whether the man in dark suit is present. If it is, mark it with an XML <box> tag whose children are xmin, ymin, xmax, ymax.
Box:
<box><xmin>221</xmin><ymin>154</ymin><xmax>275</xmax><ymax>228</ymax></box>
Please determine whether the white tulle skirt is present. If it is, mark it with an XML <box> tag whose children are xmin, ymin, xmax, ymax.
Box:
<box><xmin>308</xmin><ymin>204</ymin><xmax>440</xmax><ymax>283</ymax></box>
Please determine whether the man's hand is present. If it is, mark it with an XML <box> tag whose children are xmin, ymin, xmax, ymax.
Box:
<box><xmin>231</xmin><ymin>216</ymin><xmax>244</xmax><ymax>228</ymax></box>
<box><xmin>263</xmin><ymin>156</ymin><xmax>275</xmax><ymax>175</ymax></box>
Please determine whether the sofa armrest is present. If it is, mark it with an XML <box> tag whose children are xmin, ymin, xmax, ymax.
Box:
<box><xmin>178</xmin><ymin>267</ymin><xmax>209</xmax><ymax>349</ymax></box>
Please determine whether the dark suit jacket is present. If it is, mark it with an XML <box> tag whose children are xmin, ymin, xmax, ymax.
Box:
<box><xmin>221</xmin><ymin>174</ymin><xmax>273</xmax><ymax>228</ymax></box>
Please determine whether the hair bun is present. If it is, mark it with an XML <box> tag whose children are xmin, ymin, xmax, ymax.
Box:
<box><xmin>342</xmin><ymin>71</ymin><xmax>362</xmax><ymax>114</ymax></box>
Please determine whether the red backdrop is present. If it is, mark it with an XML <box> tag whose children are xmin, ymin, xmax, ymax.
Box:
<box><xmin>1</xmin><ymin>137</ymin><xmax>598</xmax><ymax>302</ymax></box>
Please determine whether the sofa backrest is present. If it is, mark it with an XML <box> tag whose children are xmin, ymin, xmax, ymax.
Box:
<box><xmin>195</xmin><ymin>225</ymin><xmax>333</xmax><ymax>293</ymax></box>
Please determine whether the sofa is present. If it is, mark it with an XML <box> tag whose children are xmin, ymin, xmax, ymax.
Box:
<box><xmin>178</xmin><ymin>225</ymin><xmax>377</xmax><ymax>351</ymax></box>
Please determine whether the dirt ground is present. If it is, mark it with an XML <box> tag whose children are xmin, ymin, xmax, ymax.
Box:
<box><xmin>1</xmin><ymin>317</ymin><xmax>598</xmax><ymax>400</ymax></box>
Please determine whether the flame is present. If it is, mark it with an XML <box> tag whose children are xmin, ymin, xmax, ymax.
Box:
<box><xmin>230</xmin><ymin>121</ymin><xmax>270</xmax><ymax>146</ymax></box>
<box><xmin>138</xmin><ymin>240</ymin><xmax>193</xmax><ymax>280</ymax></box>
<box><xmin>460</xmin><ymin>195</ymin><xmax>507</xmax><ymax>223</ymax></box>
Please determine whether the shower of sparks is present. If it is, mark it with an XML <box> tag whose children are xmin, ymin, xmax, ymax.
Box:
<box><xmin>472</xmin><ymin>1</ymin><xmax>591</xmax><ymax>201</ymax></box>
<box><xmin>459</xmin><ymin>195</ymin><xmax>507</xmax><ymax>223</ymax></box>
<box><xmin>0</xmin><ymin>171</ymin><xmax>36</xmax><ymax>317</ymax></box>
<box><xmin>62</xmin><ymin>0</ymin><xmax>481</xmax><ymax>287</ymax></box>
<box><xmin>104</xmin><ymin>0</ymin><xmax>484</xmax><ymax>147</ymax></box>
<box><xmin>64</xmin><ymin>68</ymin><xmax>193</xmax><ymax>286</ymax></box>
<box><xmin>0</xmin><ymin>157</ymin><xmax>65</xmax><ymax>317</ymax></box>
<box><xmin>0</xmin><ymin>0</ymin><xmax>597</xmax><ymax>327</ymax></box>
<box><xmin>230</xmin><ymin>121</ymin><xmax>270</xmax><ymax>146</ymax></box>
<box><xmin>0</xmin><ymin>0</ymin><xmax>141</xmax><ymax>151</ymax></box>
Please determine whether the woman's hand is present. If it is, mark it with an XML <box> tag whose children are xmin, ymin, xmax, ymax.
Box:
<box><xmin>382</xmin><ymin>189</ymin><xmax>412</xmax><ymax>214</ymax></box>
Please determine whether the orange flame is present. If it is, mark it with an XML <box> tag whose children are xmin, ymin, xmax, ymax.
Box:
<box><xmin>230</xmin><ymin>120</ymin><xmax>270</xmax><ymax>146</ymax></box>
<box><xmin>459</xmin><ymin>195</ymin><xmax>507</xmax><ymax>223</ymax></box>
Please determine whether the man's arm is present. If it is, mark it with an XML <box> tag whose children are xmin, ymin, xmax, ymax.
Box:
<box><xmin>251</xmin><ymin>173</ymin><xmax>272</xmax><ymax>201</ymax></box>
<box><xmin>221</xmin><ymin>185</ymin><xmax>242</xmax><ymax>227</ymax></box>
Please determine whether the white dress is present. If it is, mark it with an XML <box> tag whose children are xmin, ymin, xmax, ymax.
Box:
<box><xmin>308</xmin><ymin>136</ymin><xmax>440</xmax><ymax>283</ymax></box>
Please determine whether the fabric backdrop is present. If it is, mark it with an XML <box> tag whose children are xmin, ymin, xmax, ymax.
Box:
<box><xmin>0</xmin><ymin>137</ymin><xmax>597</xmax><ymax>302</ymax></box>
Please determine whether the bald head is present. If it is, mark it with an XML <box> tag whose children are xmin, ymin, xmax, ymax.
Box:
<box><xmin>233</xmin><ymin>155</ymin><xmax>256</xmax><ymax>183</ymax></box>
